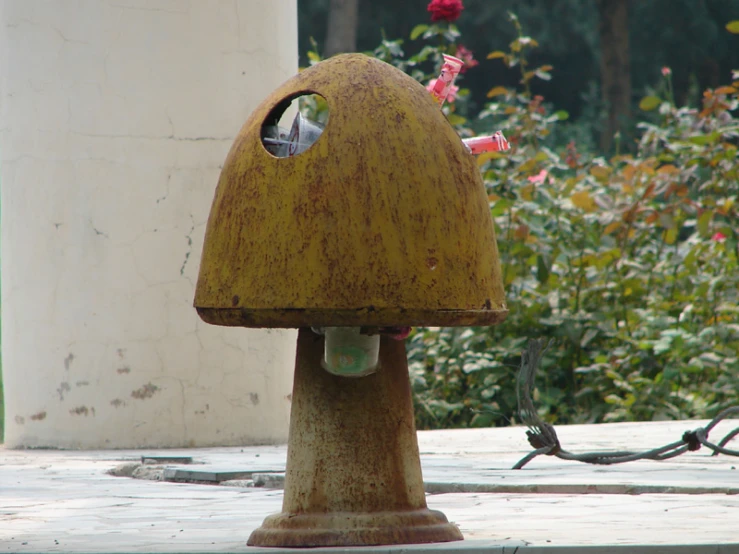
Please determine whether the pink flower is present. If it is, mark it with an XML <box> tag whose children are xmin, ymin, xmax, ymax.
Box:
<box><xmin>427</xmin><ymin>0</ymin><xmax>464</xmax><ymax>22</ymax></box>
<box><xmin>455</xmin><ymin>44</ymin><xmax>478</xmax><ymax>73</ymax></box>
<box><xmin>661</xmin><ymin>66</ymin><xmax>672</xmax><ymax>77</ymax></box>
<box><xmin>426</xmin><ymin>78</ymin><xmax>459</xmax><ymax>102</ymax></box>
<box><xmin>528</xmin><ymin>169</ymin><xmax>548</xmax><ymax>184</ymax></box>
<box><xmin>712</xmin><ymin>232</ymin><xmax>727</xmax><ymax>242</ymax></box>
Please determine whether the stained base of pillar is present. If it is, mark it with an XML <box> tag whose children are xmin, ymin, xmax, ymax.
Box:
<box><xmin>247</xmin><ymin>509</ymin><xmax>463</xmax><ymax>547</ymax></box>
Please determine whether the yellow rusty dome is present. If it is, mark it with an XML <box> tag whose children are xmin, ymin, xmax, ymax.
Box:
<box><xmin>194</xmin><ymin>53</ymin><xmax>507</xmax><ymax>328</ymax></box>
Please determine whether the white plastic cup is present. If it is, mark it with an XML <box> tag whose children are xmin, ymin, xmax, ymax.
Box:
<box><xmin>261</xmin><ymin>113</ymin><xmax>325</xmax><ymax>157</ymax></box>
<box><xmin>429</xmin><ymin>54</ymin><xmax>464</xmax><ymax>108</ymax></box>
<box><xmin>322</xmin><ymin>327</ymin><xmax>380</xmax><ymax>377</ymax></box>
<box><xmin>463</xmin><ymin>131</ymin><xmax>510</xmax><ymax>155</ymax></box>
<box><xmin>285</xmin><ymin>113</ymin><xmax>325</xmax><ymax>156</ymax></box>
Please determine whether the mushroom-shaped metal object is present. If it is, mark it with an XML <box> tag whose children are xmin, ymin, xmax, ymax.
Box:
<box><xmin>194</xmin><ymin>53</ymin><xmax>507</xmax><ymax>547</ymax></box>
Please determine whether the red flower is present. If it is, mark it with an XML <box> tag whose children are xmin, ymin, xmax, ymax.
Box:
<box><xmin>427</xmin><ymin>0</ymin><xmax>463</xmax><ymax>22</ymax></box>
<box><xmin>455</xmin><ymin>44</ymin><xmax>478</xmax><ymax>73</ymax></box>
<box><xmin>661</xmin><ymin>66</ymin><xmax>672</xmax><ymax>77</ymax></box>
<box><xmin>712</xmin><ymin>232</ymin><xmax>727</xmax><ymax>242</ymax></box>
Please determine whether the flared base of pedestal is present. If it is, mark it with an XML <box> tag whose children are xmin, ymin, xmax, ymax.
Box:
<box><xmin>247</xmin><ymin>508</ymin><xmax>464</xmax><ymax>547</ymax></box>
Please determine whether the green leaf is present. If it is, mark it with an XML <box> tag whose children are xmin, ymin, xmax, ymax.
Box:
<box><xmin>536</xmin><ymin>254</ymin><xmax>549</xmax><ymax>284</ymax></box>
<box><xmin>604</xmin><ymin>394</ymin><xmax>622</xmax><ymax>405</ymax></box>
<box><xmin>443</xmin><ymin>26</ymin><xmax>461</xmax><ymax>42</ymax></box>
<box><xmin>639</xmin><ymin>96</ymin><xmax>662</xmax><ymax>111</ymax></box>
<box><xmin>486</xmin><ymin>86</ymin><xmax>509</xmax><ymax>98</ymax></box>
<box><xmin>470</xmin><ymin>412</ymin><xmax>495</xmax><ymax>427</ymax></box>
<box><xmin>699</xmin><ymin>352</ymin><xmax>723</xmax><ymax>366</ymax></box>
<box><xmin>446</xmin><ymin>113</ymin><xmax>467</xmax><ymax>126</ymax></box>
<box><xmin>410</xmin><ymin>45</ymin><xmax>436</xmax><ymax>64</ymax></box>
<box><xmin>307</xmin><ymin>51</ymin><xmax>321</xmax><ymax>63</ymax></box>
<box><xmin>554</xmin><ymin>110</ymin><xmax>569</xmax><ymax>121</ymax></box>
<box><xmin>683</xmin><ymin>244</ymin><xmax>702</xmax><ymax>269</ymax></box>
<box><xmin>697</xmin><ymin>210</ymin><xmax>712</xmax><ymax>236</ymax></box>
<box><xmin>490</xmin><ymin>197</ymin><xmax>513</xmax><ymax>217</ymax></box>
<box><xmin>487</xmin><ymin>51</ymin><xmax>507</xmax><ymax>59</ymax></box>
<box><xmin>688</xmin><ymin>132</ymin><xmax>720</xmax><ymax>145</ymax></box>
<box><xmin>410</xmin><ymin>24</ymin><xmax>429</xmax><ymax>40</ymax></box>
<box><xmin>726</xmin><ymin>20</ymin><xmax>739</xmax><ymax>34</ymax></box>
<box><xmin>664</xmin><ymin>226</ymin><xmax>678</xmax><ymax>245</ymax></box>
<box><xmin>581</xmin><ymin>328</ymin><xmax>598</xmax><ymax>348</ymax></box>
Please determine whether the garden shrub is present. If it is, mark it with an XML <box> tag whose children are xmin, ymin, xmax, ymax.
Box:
<box><xmin>306</xmin><ymin>13</ymin><xmax>739</xmax><ymax>429</ymax></box>
<box><xmin>408</xmin><ymin>16</ymin><xmax>739</xmax><ymax>429</ymax></box>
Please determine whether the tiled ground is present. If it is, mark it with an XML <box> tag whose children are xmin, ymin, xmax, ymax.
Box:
<box><xmin>2</xmin><ymin>419</ymin><xmax>738</xmax><ymax>553</ymax></box>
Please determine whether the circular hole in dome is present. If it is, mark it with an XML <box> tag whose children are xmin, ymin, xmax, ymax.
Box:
<box><xmin>261</xmin><ymin>92</ymin><xmax>329</xmax><ymax>158</ymax></box>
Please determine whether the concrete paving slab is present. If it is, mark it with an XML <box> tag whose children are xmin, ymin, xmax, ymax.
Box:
<box><xmin>162</xmin><ymin>469</ymin><xmax>274</xmax><ymax>483</ymax></box>
<box><xmin>2</xmin><ymin>419</ymin><xmax>738</xmax><ymax>553</ymax></box>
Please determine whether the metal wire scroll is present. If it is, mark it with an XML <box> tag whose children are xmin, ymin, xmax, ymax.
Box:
<box><xmin>513</xmin><ymin>338</ymin><xmax>739</xmax><ymax>470</ymax></box>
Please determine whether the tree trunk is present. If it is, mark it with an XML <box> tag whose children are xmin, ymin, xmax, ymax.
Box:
<box><xmin>598</xmin><ymin>0</ymin><xmax>631</xmax><ymax>152</ymax></box>
<box><xmin>324</xmin><ymin>0</ymin><xmax>360</xmax><ymax>57</ymax></box>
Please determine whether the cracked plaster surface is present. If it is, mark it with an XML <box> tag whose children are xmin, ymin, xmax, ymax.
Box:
<box><xmin>1</xmin><ymin>0</ymin><xmax>300</xmax><ymax>449</ymax></box>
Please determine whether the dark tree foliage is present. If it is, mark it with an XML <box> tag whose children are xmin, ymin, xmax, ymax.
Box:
<box><xmin>324</xmin><ymin>0</ymin><xmax>360</xmax><ymax>56</ymax></box>
<box><xmin>598</xmin><ymin>0</ymin><xmax>631</xmax><ymax>151</ymax></box>
<box><xmin>298</xmin><ymin>0</ymin><xmax>739</xmax><ymax>150</ymax></box>
<box><xmin>631</xmin><ymin>0</ymin><xmax>739</xmax><ymax>101</ymax></box>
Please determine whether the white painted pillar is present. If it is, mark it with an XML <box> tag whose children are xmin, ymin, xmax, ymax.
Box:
<box><xmin>0</xmin><ymin>0</ymin><xmax>298</xmax><ymax>448</ymax></box>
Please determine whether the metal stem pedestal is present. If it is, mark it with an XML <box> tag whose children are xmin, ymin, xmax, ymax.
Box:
<box><xmin>247</xmin><ymin>328</ymin><xmax>463</xmax><ymax>547</ymax></box>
